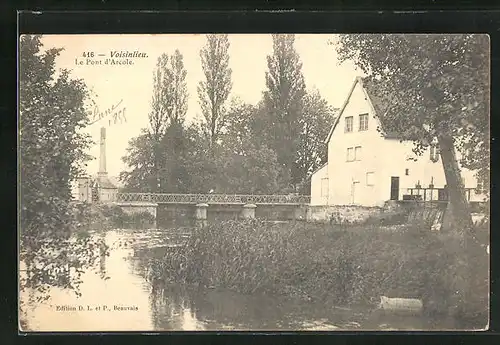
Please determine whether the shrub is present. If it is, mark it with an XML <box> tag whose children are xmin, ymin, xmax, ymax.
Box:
<box><xmin>73</xmin><ymin>203</ymin><xmax>156</xmax><ymax>229</ymax></box>
<box><xmin>151</xmin><ymin>220</ymin><xmax>488</xmax><ymax>324</ymax></box>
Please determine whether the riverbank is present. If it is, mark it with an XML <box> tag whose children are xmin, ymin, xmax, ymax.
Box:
<box><xmin>73</xmin><ymin>202</ymin><xmax>155</xmax><ymax>231</ymax></box>
<box><xmin>147</xmin><ymin>220</ymin><xmax>488</xmax><ymax>328</ymax></box>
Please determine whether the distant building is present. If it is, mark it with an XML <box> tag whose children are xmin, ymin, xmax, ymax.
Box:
<box><xmin>310</xmin><ymin>76</ymin><xmax>487</xmax><ymax>207</ymax></box>
<box><xmin>77</xmin><ymin>127</ymin><xmax>118</xmax><ymax>203</ymax></box>
<box><xmin>77</xmin><ymin>176</ymin><xmax>93</xmax><ymax>202</ymax></box>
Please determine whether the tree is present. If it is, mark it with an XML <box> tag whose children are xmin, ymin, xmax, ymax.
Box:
<box><xmin>262</xmin><ymin>34</ymin><xmax>306</xmax><ymax>190</ymax></box>
<box><xmin>218</xmin><ymin>98</ymin><xmax>282</xmax><ymax>193</ymax></box>
<box><xmin>335</xmin><ymin>34</ymin><xmax>489</xmax><ymax>319</ymax></box>
<box><xmin>19</xmin><ymin>35</ymin><xmax>103</xmax><ymax>311</ymax></box>
<box><xmin>221</xmin><ymin>98</ymin><xmax>259</xmax><ymax>155</ymax></box>
<box><xmin>119</xmin><ymin>129</ymin><xmax>157</xmax><ymax>192</ymax></box>
<box><xmin>159</xmin><ymin>122</ymin><xmax>193</xmax><ymax>193</ymax></box>
<box><xmin>147</xmin><ymin>51</ymin><xmax>189</xmax><ymax>191</ymax></box>
<box><xmin>164</xmin><ymin>50</ymin><xmax>189</xmax><ymax>125</ymax></box>
<box><xmin>179</xmin><ymin>122</ymin><xmax>220</xmax><ymax>193</ymax></box>
<box><xmin>197</xmin><ymin>34</ymin><xmax>233</xmax><ymax>149</ymax></box>
<box><xmin>296</xmin><ymin>89</ymin><xmax>337</xmax><ymax>193</ymax></box>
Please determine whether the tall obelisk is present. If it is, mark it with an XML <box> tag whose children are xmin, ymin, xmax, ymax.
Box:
<box><xmin>98</xmin><ymin>127</ymin><xmax>107</xmax><ymax>179</ymax></box>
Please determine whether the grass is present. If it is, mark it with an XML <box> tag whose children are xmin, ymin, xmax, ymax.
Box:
<box><xmin>148</xmin><ymin>219</ymin><xmax>489</xmax><ymax>325</ymax></box>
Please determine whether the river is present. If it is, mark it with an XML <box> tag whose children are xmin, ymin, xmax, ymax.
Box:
<box><xmin>20</xmin><ymin>229</ymin><xmax>458</xmax><ymax>332</ymax></box>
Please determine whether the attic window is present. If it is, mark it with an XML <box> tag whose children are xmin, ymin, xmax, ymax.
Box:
<box><xmin>430</xmin><ymin>144</ymin><xmax>440</xmax><ymax>162</ymax></box>
<box><xmin>359</xmin><ymin>114</ymin><xmax>369</xmax><ymax>131</ymax></box>
<box><xmin>345</xmin><ymin>116</ymin><xmax>353</xmax><ymax>133</ymax></box>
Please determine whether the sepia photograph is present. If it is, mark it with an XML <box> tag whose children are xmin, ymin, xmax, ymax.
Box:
<box><xmin>18</xmin><ymin>33</ymin><xmax>490</xmax><ymax>332</ymax></box>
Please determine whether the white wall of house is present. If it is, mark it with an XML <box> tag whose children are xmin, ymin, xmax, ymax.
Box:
<box><xmin>77</xmin><ymin>177</ymin><xmax>93</xmax><ymax>202</ymax></box>
<box><xmin>326</xmin><ymin>80</ymin><xmax>386</xmax><ymax>206</ymax></box>
<box><xmin>313</xmin><ymin>77</ymin><xmax>488</xmax><ymax>207</ymax></box>
<box><xmin>380</xmin><ymin>139</ymin><xmax>487</xmax><ymax>202</ymax></box>
<box><xmin>310</xmin><ymin>164</ymin><xmax>329</xmax><ymax>205</ymax></box>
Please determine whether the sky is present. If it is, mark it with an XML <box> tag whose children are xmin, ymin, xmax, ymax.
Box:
<box><xmin>40</xmin><ymin>34</ymin><xmax>363</xmax><ymax>178</ymax></box>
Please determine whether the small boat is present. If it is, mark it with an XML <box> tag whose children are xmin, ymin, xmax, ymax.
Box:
<box><xmin>378</xmin><ymin>296</ymin><xmax>423</xmax><ymax>314</ymax></box>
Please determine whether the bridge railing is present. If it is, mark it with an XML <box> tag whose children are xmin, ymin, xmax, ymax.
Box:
<box><xmin>116</xmin><ymin>193</ymin><xmax>311</xmax><ymax>204</ymax></box>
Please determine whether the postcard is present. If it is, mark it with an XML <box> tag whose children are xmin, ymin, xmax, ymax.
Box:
<box><xmin>18</xmin><ymin>33</ymin><xmax>490</xmax><ymax>332</ymax></box>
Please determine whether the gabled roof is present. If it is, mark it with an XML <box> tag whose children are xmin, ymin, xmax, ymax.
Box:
<box><xmin>310</xmin><ymin>162</ymin><xmax>328</xmax><ymax>176</ymax></box>
<box><xmin>324</xmin><ymin>76</ymin><xmax>414</xmax><ymax>144</ymax></box>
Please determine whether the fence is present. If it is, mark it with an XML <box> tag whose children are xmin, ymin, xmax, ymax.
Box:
<box><xmin>403</xmin><ymin>187</ymin><xmax>477</xmax><ymax>203</ymax></box>
<box><xmin>116</xmin><ymin>193</ymin><xmax>311</xmax><ymax>205</ymax></box>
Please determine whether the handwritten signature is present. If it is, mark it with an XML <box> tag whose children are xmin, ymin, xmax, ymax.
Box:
<box><xmin>89</xmin><ymin>99</ymin><xmax>126</xmax><ymax>126</ymax></box>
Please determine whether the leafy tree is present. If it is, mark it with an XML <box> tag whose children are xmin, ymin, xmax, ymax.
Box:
<box><xmin>159</xmin><ymin>122</ymin><xmax>193</xmax><ymax>193</ymax></box>
<box><xmin>221</xmin><ymin>98</ymin><xmax>259</xmax><ymax>155</ymax></box>
<box><xmin>262</xmin><ymin>34</ymin><xmax>306</xmax><ymax>190</ymax></box>
<box><xmin>296</xmin><ymin>89</ymin><xmax>337</xmax><ymax>193</ymax></box>
<box><xmin>335</xmin><ymin>34</ymin><xmax>489</xmax><ymax>318</ymax></box>
<box><xmin>119</xmin><ymin>129</ymin><xmax>157</xmax><ymax>192</ymax></box>
<box><xmin>219</xmin><ymin>143</ymin><xmax>282</xmax><ymax>194</ymax></box>
<box><xmin>164</xmin><ymin>50</ymin><xmax>189</xmax><ymax>125</ymax></box>
<box><xmin>197</xmin><ymin>34</ymin><xmax>233</xmax><ymax>149</ymax></box>
<box><xmin>19</xmin><ymin>35</ymin><xmax>103</xmax><ymax>311</ymax></box>
<box><xmin>147</xmin><ymin>51</ymin><xmax>189</xmax><ymax>191</ymax></box>
<box><xmin>218</xmin><ymin>98</ymin><xmax>282</xmax><ymax>193</ymax></box>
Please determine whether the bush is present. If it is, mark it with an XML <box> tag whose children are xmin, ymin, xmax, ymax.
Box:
<box><xmin>73</xmin><ymin>203</ymin><xmax>155</xmax><ymax>230</ymax></box>
<box><xmin>151</xmin><ymin>220</ymin><xmax>488</xmax><ymax>324</ymax></box>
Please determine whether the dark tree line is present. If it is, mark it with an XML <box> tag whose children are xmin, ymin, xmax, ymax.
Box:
<box><xmin>120</xmin><ymin>34</ymin><xmax>336</xmax><ymax>195</ymax></box>
<box><xmin>19</xmin><ymin>35</ymin><xmax>105</xmax><ymax>304</ymax></box>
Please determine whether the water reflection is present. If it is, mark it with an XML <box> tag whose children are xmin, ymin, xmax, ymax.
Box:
<box><xmin>21</xmin><ymin>229</ymin><xmax>458</xmax><ymax>332</ymax></box>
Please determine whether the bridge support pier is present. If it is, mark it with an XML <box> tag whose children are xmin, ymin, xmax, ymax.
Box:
<box><xmin>115</xmin><ymin>202</ymin><xmax>158</xmax><ymax>228</ymax></box>
<box><xmin>241</xmin><ymin>204</ymin><xmax>257</xmax><ymax>219</ymax></box>
<box><xmin>195</xmin><ymin>203</ymin><xmax>209</xmax><ymax>228</ymax></box>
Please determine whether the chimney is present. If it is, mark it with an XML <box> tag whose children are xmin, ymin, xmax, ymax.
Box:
<box><xmin>98</xmin><ymin>127</ymin><xmax>107</xmax><ymax>177</ymax></box>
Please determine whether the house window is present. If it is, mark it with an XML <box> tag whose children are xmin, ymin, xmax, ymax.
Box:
<box><xmin>476</xmin><ymin>180</ymin><xmax>487</xmax><ymax>194</ymax></box>
<box><xmin>366</xmin><ymin>172</ymin><xmax>375</xmax><ymax>186</ymax></box>
<box><xmin>430</xmin><ymin>144</ymin><xmax>440</xmax><ymax>162</ymax></box>
<box><xmin>405</xmin><ymin>168</ymin><xmax>409</xmax><ymax>176</ymax></box>
<box><xmin>321</xmin><ymin>178</ymin><xmax>329</xmax><ymax>197</ymax></box>
<box><xmin>354</xmin><ymin>146</ymin><xmax>362</xmax><ymax>161</ymax></box>
<box><xmin>359</xmin><ymin>113</ymin><xmax>369</xmax><ymax>131</ymax></box>
<box><xmin>347</xmin><ymin>147</ymin><xmax>354</xmax><ymax>161</ymax></box>
<box><xmin>345</xmin><ymin>116</ymin><xmax>353</xmax><ymax>133</ymax></box>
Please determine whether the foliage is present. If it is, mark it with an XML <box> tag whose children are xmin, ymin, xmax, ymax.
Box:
<box><xmin>217</xmin><ymin>98</ymin><xmax>283</xmax><ymax>193</ymax></box>
<box><xmin>121</xmin><ymin>50</ymin><xmax>189</xmax><ymax>192</ymax></box>
<box><xmin>74</xmin><ymin>202</ymin><xmax>155</xmax><ymax>230</ymax></box>
<box><xmin>198</xmin><ymin>34</ymin><xmax>233</xmax><ymax>148</ymax></box>
<box><xmin>150</xmin><ymin>220</ymin><xmax>488</xmax><ymax>327</ymax></box>
<box><xmin>119</xmin><ymin>129</ymin><xmax>157</xmax><ymax>192</ymax></box>
<box><xmin>147</xmin><ymin>51</ymin><xmax>189</xmax><ymax>191</ymax></box>
<box><xmin>19</xmin><ymin>35</ymin><xmax>104</xmax><ymax>302</ymax></box>
<box><xmin>296</xmin><ymin>89</ymin><xmax>337</xmax><ymax>193</ymax></box>
<box><xmin>121</xmin><ymin>34</ymin><xmax>336</xmax><ymax>195</ymax></box>
<box><xmin>261</xmin><ymin>34</ymin><xmax>306</xmax><ymax>190</ymax></box>
<box><xmin>158</xmin><ymin>122</ymin><xmax>194</xmax><ymax>193</ymax></box>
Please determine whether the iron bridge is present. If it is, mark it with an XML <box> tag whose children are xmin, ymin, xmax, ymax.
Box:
<box><xmin>116</xmin><ymin>193</ymin><xmax>311</xmax><ymax>205</ymax></box>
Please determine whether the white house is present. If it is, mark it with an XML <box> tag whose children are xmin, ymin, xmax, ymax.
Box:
<box><xmin>310</xmin><ymin>77</ymin><xmax>487</xmax><ymax>207</ymax></box>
